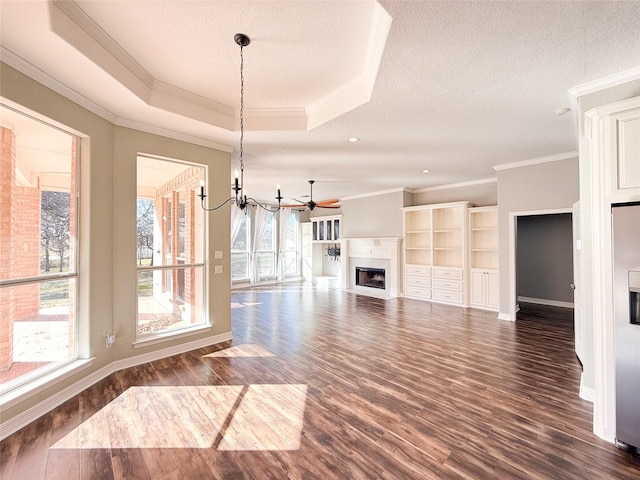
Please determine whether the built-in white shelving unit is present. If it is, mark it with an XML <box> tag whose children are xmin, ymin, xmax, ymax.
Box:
<box><xmin>310</xmin><ymin>214</ymin><xmax>342</xmax><ymax>285</ymax></box>
<box><xmin>468</xmin><ymin>206</ymin><xmax>499</xmax><ymax>311</ymax></box>
<box><xmin>402</xmin><ymin>201</ymin><xmax>473</xmax><ymax>306</ymax></box>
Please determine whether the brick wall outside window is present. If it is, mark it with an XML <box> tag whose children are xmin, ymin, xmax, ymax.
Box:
<box><xmin>0</xmin><ymin>127</ymin><xmax>41</xmax><ymax>371</ymax></box>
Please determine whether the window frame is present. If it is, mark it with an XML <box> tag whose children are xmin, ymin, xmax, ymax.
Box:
<box><xmin>282</xmin><ymin>211</ymin><xmax>301</xmax><ymax>277</ymax></box>
<box><xmin>256</xmin><ymin>211</ymin><xmax>277</xmax><ymax>279</ymax></box>
<box><xmin>0</xmin><ymin>104</ymin><xmax>81</xmax><ymax>394</ymax></box>
<box><xmin>231</xmin><ymin>213</ymin><xmax>251</xmax><ymax>282</ymax></box>
<box><xmin>135</xmin><ymin>155</ymin><xmax>206</xmax><ymax>341</ymax></box>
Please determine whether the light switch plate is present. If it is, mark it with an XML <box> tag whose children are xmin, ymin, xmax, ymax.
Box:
<box><xmin>214</xmin><ymin>250</ymin><xmax>223</xmax><ymax>259</ymax></box>
<box><xmin>214</xmin><ymin>265</ymin><xmax>223</xmax><ymax>274</ymax></box>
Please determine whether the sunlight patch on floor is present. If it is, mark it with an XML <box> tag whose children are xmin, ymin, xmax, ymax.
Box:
<box><xmin>218</xmin><ymin>384</ymin><xmax>308</xmax><ymax>451</ymax></box>
<box><xmin>204</xmin><ymin>344</ymin><xmax>275</xmax><ymax>358</ymax></box>
<box><xmin>50</xmin><ymin>384</ymin><xmax>307</xmax><ymax>451</ymax></box>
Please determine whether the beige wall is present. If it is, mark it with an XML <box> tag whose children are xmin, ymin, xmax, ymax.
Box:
<box><xmin>413</xmin><ymin>180</ymin><xmax>497</xmax><ymax>206</ymax></box>
<box><xmin>111</xmin><ymin>127</ymin><xmax>231</xmax><ymax>360</ymax></box>
<box><xmin>496</xmin><ymin>157</ymin><xmax>580</xmax><ymax>317</ymax></box>
<box><xmin>0</xmin><ymin>63</ymin><xmax>232</xmax><ymax>427</ymax></box>
<box><xmin>340</xmin><ymin>190</ymin><xmax>409</xmax><ymax>238</ymax></box>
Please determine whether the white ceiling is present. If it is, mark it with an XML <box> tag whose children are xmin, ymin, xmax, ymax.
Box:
<box><xmin>1</xmin><ymin>0</ymin><xmax>639</xmax><ymax>204</ymax></box>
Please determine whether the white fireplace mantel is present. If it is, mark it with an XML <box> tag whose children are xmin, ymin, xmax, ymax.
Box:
<box><xmin>341</xmin><ymin>237</ymin><xmax>402</xmax><ymax>299</ymax></box>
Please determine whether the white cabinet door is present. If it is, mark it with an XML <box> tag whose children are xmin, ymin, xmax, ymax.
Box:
<box><xmin>470</xmin><ymin>270</ymin><xmax>485</xmax><ymax>306</ymax></box>
<box><xmin>470</xmin><ymin>269</ymin><xmax>499</xmax><ymax>310</ymax></box>
<box><xmin>614</xmin><ymin>109</ymin><xmax>640</xmax><ymax>192</ymax></box>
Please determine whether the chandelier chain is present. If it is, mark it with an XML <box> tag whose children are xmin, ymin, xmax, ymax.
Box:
<box><xmin>198</xmin><ymin>33</ymin><xmax>281</xmax><ymax>213</ymax></box>
<box><xmin>239</xmin><ymin>43</ymin><xmax>245</xmax><ymax>174</ymax></box>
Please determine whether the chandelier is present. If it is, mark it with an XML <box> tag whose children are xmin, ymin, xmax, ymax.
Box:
<box><xmin>199</xmin><ymin>33</ymin><xmax>282</xmax><ymax>213</ymax></box>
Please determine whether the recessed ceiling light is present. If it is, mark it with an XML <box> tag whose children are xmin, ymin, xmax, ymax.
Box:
<box><xmin>347</xmin><ymin>137</ymin><xmax>360</xmax><ymax>143</ymax></box>
<box><xmin>555</xmin><ymin>107</ymin><xmax>570</xmax><ymax>116</ymax></box>
<box><xmin>422</xmin><ymin>169</ymin><xmax>431</xmax><ymax>174</ymax></box>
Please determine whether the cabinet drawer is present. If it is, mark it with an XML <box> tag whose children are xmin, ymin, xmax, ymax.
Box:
<box><xmin>406</xmin><ymin>265</ymin><xmax>431</xmax><ymax>276</ymax></box>
<box><xmin>432</xmin><ymin>290</ymin><xmax>463</xmax><ymax>304</ymax></box>
<box><xmin>405</xmin><ymin>286</ymin><xmax>431</xmax><ymax>299</ymax></box>
<box><xmin>432</xmin><ymin>268</ymin><xmax>462</xmax><ymax>280</ymax></box>
<box><xmin>405</xmin><ymin>275</ymin><xmax>431</xmax><ymax>288</ymax></box>
<box><xmin>433</xmin><ymin>278</ymin><xmax>462</xmax><ymax>292</ymax></box>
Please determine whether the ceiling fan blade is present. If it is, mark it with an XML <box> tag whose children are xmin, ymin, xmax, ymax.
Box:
<box><xmin>317</xmin><ymin>205</ymin><xmax>342</xmax><ymax>209</ymax></box>
<box><xmin>316</xmin><ymin>199</ymin><xmax>341</xmax><ymax>206</ymax></box>
<box><xmin>281</xmin><ymin>203</ymin><xmax>307</xmax><ymax>208</ymax></box>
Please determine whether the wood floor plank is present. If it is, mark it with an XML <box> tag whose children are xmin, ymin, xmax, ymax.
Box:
<box><xmin>9</xmin><ymin>414</ymin><xmax>52</xmax><ymax>480</ymax></box>
<box><xmin>2</xmin><ymin>287</ymin><xmax>640</xmax><ymax>479</ymax></box>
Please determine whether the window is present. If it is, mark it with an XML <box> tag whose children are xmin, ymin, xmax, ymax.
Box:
<box><xmin>0</xmin><ymin>105</ymin><xmax>79</xmax><ymax>388</ymax></box>
<box><xmin>257</xmin><ymin>212</ymin><xmax>276</xmax><ymax>278</ymax></box>
<box><xmin>136</xmin><ymin>156</ymin><xmax>205</xmax><ymax>338</ymax></box>
<box><xmin>231</xmin><ymin>209</ymin><xmax>301</xmax><ymax>283</ymax></box>
<box><xmin>231</xmin><ymin>214</ymin><xmax>250</xmax><ymax>281</ymax></box>
<box><xmin>282</xmin><ymin>212</ymin><xmax>300</xmax><ymax>276</ymax></box>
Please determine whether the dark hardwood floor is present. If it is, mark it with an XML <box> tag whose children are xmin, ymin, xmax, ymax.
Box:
<box><xmin>2</xmin><ymin>283</ymin><xmax>639</xmax><ymax>479</ymax></box>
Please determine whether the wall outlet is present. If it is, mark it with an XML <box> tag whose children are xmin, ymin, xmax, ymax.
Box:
<box><xmin>106</xmin><ymin>333</ymin><xmax>116</xmax><ymax>348</ymax></box>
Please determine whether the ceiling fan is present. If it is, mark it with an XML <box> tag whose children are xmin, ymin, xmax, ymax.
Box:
<box><xmin>282</xmin><ymin>180</ymin><xmax>341</xmax><ymax>211</ymax></box>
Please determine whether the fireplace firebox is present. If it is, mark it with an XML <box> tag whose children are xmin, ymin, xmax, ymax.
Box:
<box><xmin>355</xmin><ymin>267</ymin><xmax>386</xmax><ymax>290</ymax></box>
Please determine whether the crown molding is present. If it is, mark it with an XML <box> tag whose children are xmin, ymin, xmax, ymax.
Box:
<box><xmin>306</xmin><ymin>3</ymin><xmax>392</xmax><ymax>130</ymax></box>
<box><xmin>51</xmin><ymin>0</ymin><xmax>153</xmax><ymax>88</ymax></box>
<box><xmin>1</xmin><ymin>53</ymin><xmax>234</xmax><ymax>153</ymax></box>
<box><xmin>414</xmin><ymin>177</ymin><xmax>497</xmax><ymax>193</ymax></box>
<box><xmin>49</xmin><ymin>0</ymin><xmax>391</xmax><ymax>133</ymax></box>
<box><xmin>50</xmin><ymin>0</ymin><xmax>152</xmax><ymax>102</ymax></box>
<box><xmin>342</xmin><ymin>187</ymin><xmax>409</xmax><ymax>201</ymax></box>
<box><xmin>1</xmin><ymin>48</ymin><xmax>119</xmax><ymax>124</ymax></box>
<box><xmin>115</xmin><ymin>118</ymin><xmax>233</xmax><ymax>153</ymax></box>
<box><xmin>493</xmin><ymin>151</ymin><xmax>578</xmax><ymax>172</ymax></box>
<box><xmin>569</xmin><ymin>66</ymin><xmax>640</xmax><ymax>98</ymax></box>
<box><xmin>49</xmin><ymin>0</ymin><xmax>238</xmax><ymax>130</ymax></box>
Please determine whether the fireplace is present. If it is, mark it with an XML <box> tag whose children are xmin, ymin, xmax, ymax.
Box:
<box><xmin>356</xmin><ymin>267</ymin><xmax>386</xmax><ymax>290</ymax></box>
<box><xmin>342</xmin><ymin>237</ymin><xmax>401</xmax><ymax>299</ymax></box>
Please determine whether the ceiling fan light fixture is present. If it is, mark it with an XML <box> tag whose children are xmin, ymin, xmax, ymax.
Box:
<box><xmin>281</xmin><ymin>180</ymin><xmax>341</xmax><ymax>211</ymax></box>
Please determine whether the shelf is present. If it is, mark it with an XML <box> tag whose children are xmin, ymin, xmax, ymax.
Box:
<box><xmin>471</xmin><ymin>248</ymin><xmax>497</xmax><ymax>252</ymax></box>
<box><xmin>404</xmin><ymin>203</ymin><xmax>471</xmax><ymax>300</ymax></box>
<box><xmin>471</xmin><ymin>227</ymin><xmax>496</xmax><ymax>231</ymax></box>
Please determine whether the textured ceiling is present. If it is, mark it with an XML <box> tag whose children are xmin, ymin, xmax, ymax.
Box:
<box><xmin>1</xmin><ymin>0</ymin><xmax>639</xmax><ymax>203</ymax></box>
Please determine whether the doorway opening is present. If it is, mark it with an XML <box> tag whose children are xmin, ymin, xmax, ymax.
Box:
<box><xmin>508</xmin><ymin>208</ymin><xmax>574</xmax><ymax>322</ymax></box>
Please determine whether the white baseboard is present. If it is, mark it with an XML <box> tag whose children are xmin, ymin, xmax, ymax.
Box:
<box><xmin>518</xmin><ymin>296</ymin><xmax>574</xmax><ymax>309</ymax></box>
<box><xmin>0</xmin><ymin>331</ymin><xmax>232</xmax><ymax>441</ymax></box>
<box><xmin>579</xmin><ymin>372</ymin><xmax>595</xmax><ymax>403</ymax></box>
<box><xmin>497</xmin><ymin>312</ymin><xmax>514</xmax><ymax>321</ymax></box>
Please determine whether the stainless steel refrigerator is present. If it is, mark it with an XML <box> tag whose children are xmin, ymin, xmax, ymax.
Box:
<box><xmin>612</xmin><ymin>202</ymin><xmax>640</xmax><ymax>450</ymax></box>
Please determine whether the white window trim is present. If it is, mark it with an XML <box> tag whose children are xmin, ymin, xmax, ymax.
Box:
<box><xmin>132</xmin><ymin>323</ymin><xmax>212</xmax><ymax>349</ymax></box>
<box><xmin>0</xmin><ymin>357</ymin><xmax>95</xmax><ymax>411</ymax></box>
